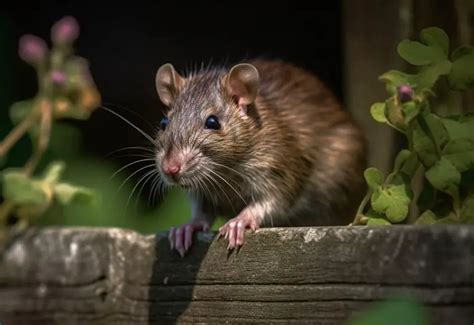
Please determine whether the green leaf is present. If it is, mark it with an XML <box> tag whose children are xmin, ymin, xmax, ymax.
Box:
<box><xmin>442</xmin><ymin>139</ymin><xmax>474</xmax><ymax>172</ymax></box>
<box><xmin>371</xmin><ymin>182</ymin><xmax>412</xmax><ymax>223</ymax></box>
<box><xmin>441</xmin><ymin>114</ymin><xmax>474</xmax><ymax>140</ymax></box>
<box><xmin>2</xmin><ymin>169</ymin><xmax>52</xmax><ymax>206</ymax></box>
<box><xmin>415</xmin><ymin>60</ymin><xmax>452</xmax><ymax>89</ymax></box>
<box><xmin>8</xmin><ymin>99</ymin><xmax>41</xmax><ymax>140</ymax></box>
<box><xmin>424</xmin><ymin>113</ymin><xmax>449</xmax><ymax>148</ymax></box>
<box><xmin>385</xmin><ymin>202</ymin><xmax>409</xmax><ymax>223</ymax></box>
<box><xmin>399</xmin><ymin>151</ymin><xmax>420</xmax><ymax>177</ymax></box>
<box><xmin>394</xmin><ymin>150</ymin><xmax>411</xmax><ymax>170</ymax></box>
<box><xmin>367</xmin><ymin>218</ymin><xmax>391</xmax><ymax>226</ymax></box>
<box><xmin>370</xmin><ymin>102</ymin><xmax>387</xmax><ymax>123</ymax></box>
<box><xmin>451</xmin><ymin>45</ymin><xmax>473</xmax><ymax>61</ymax></box>
<box><xmin>364</xmin><ymin>167</ymin><xmax>384</xmax><ymax>190</ymax></box>
<box><xmin>365</xmin><ymin>208</ymin><xmax>391</xmax><ymax>226</ymax></box>
<box><xmin>379</xmin><ymin>70</ymin><xmax>415</xmax><ymax>95</ymax></box>
<box><xmin>41</xmin><ymin>161</ymin><xmax>66</xmax><ymax>184</ymax></box>
<box><xmin>420</xmin><ymin>27</ymin><xmax>449</xmax><ymax>56</ymax></box>
<box><xmin>54</xmin><ymin>183</ymin><xmax>96</xmax><ymax>206</ymax></box>
<box><xmin>397</xmin><ymin>39</ymin><xmax>446</xmax><ymax>65</ymax></box>
<box><xmin>425</xmin><ymin>157</ymin><xmax>461</xmax><ymax>199</ymax></box>
<box><xmin>386</xmin><ymin>97</ymin><xmax>407</xmax><ymax>131</ymax></box>
<box><xmin>415</xmin><ymin>210</ymin><xmax>437</xmax><ymax>225</ymax></box>
<box><xmin>413</xmin><ymin>124</ymin><xmax>438</xmax><ymax>168</ymax></box>
<box><xmin>413</xmin><ymin>113</ymin><xmax>449</xmax><ymax>167</ymax></box>
<box><xmin>9</xmin><ymin>99</ymin><xmax>35</xmax><ymax>125</ymax></box>
<box><xmin>401</xmin><ymin>101</ymin><xmax>420</xmax><ymax>122</ymax></box>
<box><xmin>54</xmin><ymin>101</ymin><xmax>93</xmax><ymax>120</ymax></box>
<box><xmin>435</xmin><ymin>216</ymin><xmax>458</xmax><ymax>224</ymax></box>
<box><xmin>448</xmin><ymin>51</ymin><xmax>474</xmax><ymax>90</ymax></box>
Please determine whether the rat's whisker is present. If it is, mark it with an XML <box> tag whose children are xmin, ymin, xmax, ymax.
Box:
<box><xmin>201</xmin><ymin>165</ymin><xmax>237</xmax><ymax>214</ymax></box>
<box><xmin>102</xmin><ymin>102</ymin><xmax>156</xmax><ymax>131</ymax></box>
<box><xmin>117</xmin><ymin>163</ymin><xmax>156</xmax><ymax>194</ymax></box>
<box><xmin>101</xmin><ymin>105</ymin><xmax>157</xmax><ymax>145</ymax></box>
<box><xmin>129</xmin><ymin>169</ymin><xmax>158</xmax><ymax>210</ymax></box>
<box><xmin>148</xmin><ymin>173</ymin><xmax>161</xmax><ymax>206</ymax></box>
<box><xmin>195</xmin><ymin>171</ymin><xmax>214</xmax><ymax>204</ymax></box>
<box><xmin>111</xmin><ymin>153</ymin><xmax>155</xmax><ymax>161</ymax></box>
<box><xmin>104</xmin><ymin>146</ymin><xmax>155</xmax><ymax>159</ymax></box>
<box><xmin>208</xmin><ymin>161</ymin><xmax>247</xmax><ymax>205</ymax></box>
<box><xmin>110</xmin><ymin>158</ymin><xmax>156</xmax><ymax>181</ymax></box>
<box><xmin>207</xmin><ymin>161</ymin><xmax>247</xmax><ymax>182</ymax></box>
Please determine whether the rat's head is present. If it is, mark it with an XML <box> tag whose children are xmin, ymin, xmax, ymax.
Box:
<box><xmin>154</xmin><ymin>62</ymin><xmax>260</xmax><ymax>190</ymax></box>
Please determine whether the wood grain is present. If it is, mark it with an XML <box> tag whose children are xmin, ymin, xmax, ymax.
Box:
<box><xmin>0</xmin><ymin>225</ymin><xmax>473</xmax><ymax>324</ymax></box>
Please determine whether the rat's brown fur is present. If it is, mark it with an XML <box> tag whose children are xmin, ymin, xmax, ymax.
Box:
<box><xmin>155</xmin><ymin>59</ymin><xmax>367</xmax><ymax>231</ymax></box>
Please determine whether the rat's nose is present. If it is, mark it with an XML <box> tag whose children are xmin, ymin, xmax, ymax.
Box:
<box><xmin>162</xmin><ymin>162</ymin><xmax>181</xmax><ymax>176</ymax></box>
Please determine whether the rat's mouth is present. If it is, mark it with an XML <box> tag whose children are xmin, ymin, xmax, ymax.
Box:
<box><xmin>157</xmin><ymin>148</ymin><xmax>203</xmax><ymax>188</ymax></box>
<box><xmin>160</xmin><ymin>168</ymin><xmax>197</xmax><ymax>189</ymax></box>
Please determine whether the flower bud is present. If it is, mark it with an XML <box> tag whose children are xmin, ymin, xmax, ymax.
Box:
<box><xmin>397</xmin><ymin>85</ymin><xmax>414</xmax><ymax>103</ymax></box>
<box><xmin>18</xmin><ymin>34</ymin><xmax>48</xmax><ymax>64</ymax></box>
<box><xmin>51</xmin><ymin>16</ymin><xmax>80</xmax><ymax>44</ymax></box>
<box><xmin>50</xmin><ymin>70</ymin><xmax>67</xmax><ymax>85</ymax></box>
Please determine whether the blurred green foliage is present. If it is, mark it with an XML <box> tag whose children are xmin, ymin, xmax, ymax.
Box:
<box><xmin>345</xmin><ymin>296</ymin><xmax>429</xmax><ymax>325</ymax></box>
<box><xmin>2</xmin><ymin>119</ymin><xmax>224</xmax><ymax>234</ymax></box>
<box><xmin>33</xmin><ymin>122</ymin><xmax>227</xmax><ymax>233</ymax></box>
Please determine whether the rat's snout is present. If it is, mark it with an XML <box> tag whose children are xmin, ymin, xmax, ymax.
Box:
<box><xmin>162</xmin><ymin>158</ymin><xmax>181</xmax><ymax>176</ymax></box>
<box><xmin>160</xmin><ymin>147</ymin><xmax>201</xmax><ymax>181</ymax></box>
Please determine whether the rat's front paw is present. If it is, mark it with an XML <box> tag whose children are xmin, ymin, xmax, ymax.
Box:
<box><xmin>168</xmin><ymin>219</ymin><xmax>210</xmax><ymax>257</ymax></box>
<box><xmin>218</xmin><ymin>215</ymin><xmax>259</xmax><ymax>250</ymax></box>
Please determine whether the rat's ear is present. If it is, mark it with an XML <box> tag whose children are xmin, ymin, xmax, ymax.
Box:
<box><xmin>155</xmin><ymin>63</ymin><xmax>184</xmax><ymax>107</ymax></box>
<box><xmin>225</xmin><ymin>63</ymin><xmax>259</xmax><ymax>112</ymax></box>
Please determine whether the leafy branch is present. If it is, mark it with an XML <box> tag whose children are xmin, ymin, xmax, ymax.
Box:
<box><xmin>354</xmin><ymin>27</ymin><xmax>474</xmax><ymax>226</ymax></box>
<box><xmin>0</xmin><ymin>16</ymin><xmax>101</xmax><ymax>240</ymax></box>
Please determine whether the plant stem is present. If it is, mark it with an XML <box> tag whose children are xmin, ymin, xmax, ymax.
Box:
<box><xmin>0</xmin><ymin>112</ymin><xmax>38</xmax><ymax>158</ymax></box>
<box><xmin>352</xmin><ymin>190</ymin><xmax>372</xmax><ymax>225</ymax></box>
<box><xmin>24</xmin><ymin>100</ymin><xmax>52</xmax><ymax>176</ymax></box>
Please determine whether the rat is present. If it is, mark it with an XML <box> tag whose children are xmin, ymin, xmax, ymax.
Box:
<box><xmin>153</xmin><ymin>58</ymin><xmax>367</xmax><ymax>256</ymax></box>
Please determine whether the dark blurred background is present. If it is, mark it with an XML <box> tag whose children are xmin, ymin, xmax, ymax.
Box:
<box><xmin>0</xmin><ymin>1</ymin><xmax>344</xmax><ymax>232</ymax></box>
<box><xmin>1</xmin><ymin>1</ymin><xmax>344</xmax><ymax>159</ymax></box>
<box><xmin>0</xmin><ymin>1</ymin><xmax>472</xmax><ymax>233</ymax></box>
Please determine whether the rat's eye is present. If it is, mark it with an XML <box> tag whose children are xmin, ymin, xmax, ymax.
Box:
<box><xmin>205</xmin><ymin>115</ymin><xmax>220</xmax><ymax>130</ymax></box>
<box><xmin>160</xmin><ymin>117</ymin><xmax>169</xmax><ymax>130</ymax></box>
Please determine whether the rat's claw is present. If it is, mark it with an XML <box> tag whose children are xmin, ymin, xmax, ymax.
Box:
<box><xmin>168</xmin><ymin>220</ymin><xmax>211</xmax><ymax>257</ymax></box>
<box><xmin>175</xmin><ymin>227</ymin><xmax>185</xmax><ymax>257</ymax></box>
<box><xmin>220</xmin><ymin>217</ymin><xmax>259</xmax><ymax>250</ymax></box>
<box><xmin>236</xmin><ymin>221</ymin><xmax>246</xmax><ymax>246</ymax></box>
<box><xmin>184</xmin><ymin>224</ymin><xmax>193</xmax><ymax>251</ymax></box>
<box><xmin>168</xmin><ymin>227</ymin><xmax>176</xmax><ymax>250</ymax></box>
<box><xmin>227</xmin><ymin>221</ymin><xmax>237</xmax><ymax>250</ymax></box>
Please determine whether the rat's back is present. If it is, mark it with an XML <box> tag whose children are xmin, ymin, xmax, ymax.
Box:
<box><xmin>248</xmin><ymin>59</ymin><xmax>368</xmax><ymax>225</ymax></box>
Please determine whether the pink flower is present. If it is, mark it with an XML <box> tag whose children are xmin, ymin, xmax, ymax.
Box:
<box><xmin>397</xmin><ymin>85</ymin><xmax>414</xmax><ymax>103</ymax></box>
<box><xmin>50</xmin><ymin>70</ymin><xmax>67</xmax><ymax>85</ymax></box>
<box><xmin>51</xmin><ymin>16</ymin><xmax>80</xmax><ymax>44</ymax></box>
<box><xmin>18</xmin><ymin>34</ymin><xmax>48</xmax><ymax>64</ymax></box>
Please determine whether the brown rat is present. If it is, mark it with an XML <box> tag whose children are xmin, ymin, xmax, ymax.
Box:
<box><xmin>153</xmin><ymin>59</ymin><xmax>367</xmax><ymax>256</ymax></box>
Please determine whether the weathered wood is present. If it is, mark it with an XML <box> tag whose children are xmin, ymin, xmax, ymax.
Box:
<box><xmin>342</xmin><ymin>0</ymin><xmax>408</xmax><ymax>175</ymax></box>
<box><xmin>0</xmin><ymin>225</ymin><xmax>473</xmax><ymax>324</ymax></box>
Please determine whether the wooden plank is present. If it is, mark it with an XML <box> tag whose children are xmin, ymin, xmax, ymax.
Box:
<box><xmin>0</xmin><ymin>226</ymin><xmax>473</xmax><ymax>324</ymax></box>
<box><xmin>342</xmin><ymin>0</ymin><xmax>411</xmax><ymax>174</ymax></box>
